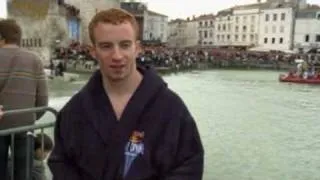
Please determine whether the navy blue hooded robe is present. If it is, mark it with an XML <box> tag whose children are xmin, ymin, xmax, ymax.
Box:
<box><xmin>48</xmin><ymin>67</ymin><xmax>204</xmax><ymax>180</ymax></box>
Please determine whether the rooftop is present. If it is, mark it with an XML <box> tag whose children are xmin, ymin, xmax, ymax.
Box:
<box><xmin>195</xmin><ymin>14</ymin><xmax>215</xmax><ymax>20</ymax></box>
<box><xmin>168</xmin><ymin>18</ymin><xmax>186</xmax><ymax>24</ymax></box>
<box><xmin>147</xmin><ymin>10</ymin><xmax>168</xmax><ymax>17</ymax></box>
<box><xmin>216</xmin><ymin>9</ymin><xmax>233</xmax><ymax>16</ymax></box>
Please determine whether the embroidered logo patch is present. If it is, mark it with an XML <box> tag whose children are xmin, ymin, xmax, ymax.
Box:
<box><xmin>123</xmin><ymin>131</ymin><xmax>145</xmax><ymax>177</ymax></box>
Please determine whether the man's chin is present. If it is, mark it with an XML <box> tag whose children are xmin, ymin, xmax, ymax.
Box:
<box><xmin>107</xmin><ymin>74</ymin><xmax>127</xmax><ymax>82</ymax></box>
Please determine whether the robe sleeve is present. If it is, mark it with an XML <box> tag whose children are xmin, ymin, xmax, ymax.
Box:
<box><xmin>164</xmin><ymin>112</ymin><xmax>204</xmax><ymax>180</ymax></box>
<box><xmin>47</xmin><ymin>112</ymin><xmax>82</xmax><ymax>180</ymax></box>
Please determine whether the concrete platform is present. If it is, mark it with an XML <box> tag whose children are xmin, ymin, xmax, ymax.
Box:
<box><xmin>44</xmin><ymin>69</ymin><xmax>80</xmax><ymax>82</ymax></box>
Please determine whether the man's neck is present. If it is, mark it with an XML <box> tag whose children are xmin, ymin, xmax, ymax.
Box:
<box><xmin>103</xmin><ymin>69</ymin><xmax>143</xmax><ymax>97</ymax></box>
<box><xmin>2</xmin><ymin>44</ymin><xmax>19</xmax><ymax>48</ymax></box>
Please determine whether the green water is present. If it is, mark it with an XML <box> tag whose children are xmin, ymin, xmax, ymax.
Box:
<box><xmin>42</xmin><ymin>70</ymin><xmax>320</xmax><ymax>180</ymax></box>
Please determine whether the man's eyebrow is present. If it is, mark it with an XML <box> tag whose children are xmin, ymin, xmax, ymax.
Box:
<box><xmin>97</xmin><ymin>40</ymin><xmax>133</xmax><ymax>46</ymax></box>
<box><xmin>97</xmin><ymin>41</ymin><xmax>112</xmax><ymax>46</ymax></box>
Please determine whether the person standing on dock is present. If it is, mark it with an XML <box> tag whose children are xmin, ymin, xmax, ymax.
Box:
<box><xmin>48</xmin><ymin>8</ymin><xmax>204</xmax><ymax>180</ymax></box>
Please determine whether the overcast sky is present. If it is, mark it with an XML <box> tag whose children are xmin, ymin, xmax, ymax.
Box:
<box><xmin>142</xmin><ymin>0</ymin><xmax>319</xmax><ymax>19</ymax></box>
<box><xmin>0</xmin><ymin>0</ymin><xmax>319</xmax><ymax>19</ymax></box>
<box><xmin>0</xmin><ymin>0</ymin><xmax>6</xmax><ymax>18</ymax></box>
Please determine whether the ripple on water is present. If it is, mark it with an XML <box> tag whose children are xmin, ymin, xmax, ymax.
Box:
<box><xmin>48</xmin><ymin>70</ymin><xmax>320</xmax><ymax>180</ymax></box>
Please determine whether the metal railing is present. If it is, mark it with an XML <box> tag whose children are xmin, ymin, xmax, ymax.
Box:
<box><xmin>0</xmin><ymin>106</ymin><xmax>58</xmax><ymax>180</ymax></box>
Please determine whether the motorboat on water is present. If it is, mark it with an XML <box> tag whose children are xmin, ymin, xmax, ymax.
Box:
<box><xmin>279</xmin><ymin>73</ymin><xmax>320</xmax><ymax>84</ymax></box>
<box><xmin>279</xmin><ymin>58</ymin><xmax>320</xmax><ymax>84</ymax></box>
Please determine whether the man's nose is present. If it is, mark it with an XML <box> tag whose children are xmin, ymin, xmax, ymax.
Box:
<box><xmin>112</xmin><ymin>47</ymin><xmax>124</xmax><ymax>60</ymax></box>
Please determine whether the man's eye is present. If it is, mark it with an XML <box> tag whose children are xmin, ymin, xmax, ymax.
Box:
<box><xmin>101</xmin><ymin>45</ymin><xmax>112</xmax><ymax>49</ymax></box>
<box><xmin>121</xmin><ymin>43</ymin><xmax>131</xmax><ymax>48</ymax></box>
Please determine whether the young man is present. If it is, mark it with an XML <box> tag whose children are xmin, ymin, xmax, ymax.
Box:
<box><xmin>48</xmin><ymin>8</ymin><xmax>204</xmax><ymax>180</ymax></box>
<box><xmin>0</xmin><ymin>19</ymin><xmax>48</xmax><ymax>180</ymax></box>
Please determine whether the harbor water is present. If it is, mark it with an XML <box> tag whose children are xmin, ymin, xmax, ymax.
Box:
<box><xmin>42</xmin><ymin>70</ymin><xmax>320</xmax><ymax>180</ymax></box>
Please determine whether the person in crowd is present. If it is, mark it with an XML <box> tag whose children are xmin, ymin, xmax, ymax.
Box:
<box><xmin>7</xmin><ymin>133</ymin><xmax>54</xmax><ymax>180</ymax></box>
<box><xmin>0</xmin><ymin>19</ymin><xmax>48</xmax><ymax>180</ymax></box>
<box><xmin>32</xmin><ymin>133</ymin><xmax>53</xmax><ymax>180</ymax></box>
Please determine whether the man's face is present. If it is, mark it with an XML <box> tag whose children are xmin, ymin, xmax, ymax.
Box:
<box><xmin>90</xmin><ymin>21</ymin><xmax>140</xmax><ymax>82</ymax></box>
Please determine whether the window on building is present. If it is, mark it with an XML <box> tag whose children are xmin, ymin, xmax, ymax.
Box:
<box><xmin>205</xmin><ymin>21</ymin><xmax>208</xmax><ymax>27</ymax></box>
<box><xmin>236</xmin><ymin>17</ymin><xmax>239</xmax><ymax>23</ymax></box>
<box><xmin>242</xmin><ymin>35</ymin><xmax>246</xmax><ymax>41</ymax></box>
<box><xmin>217</xmin><ymin>35</ymin><xmax>220</xmax><ymax>41</ymax></box>
<box><xmin>209</xmin><ymin>41</ymin><xmax>213</xmax><ymax>45</ymax></box>
<box><xmin>243</xmin><ymin>25</ymin><xmax>247</xmax><ymax>32</ymax></box>
<box><xmin>222</xmin><ymin>35</ymin><xmax>225</xmax><ymax>41</ymax></box>
<box><xmin>273</xmin><ymin>14</ymin><xmax>277</xmax><ymax>21</ymax></box>
<box><xmin>38</xmin><ymin>38</ymin><xmax>42</xmax><ymax>47</ymax></box>
<box><xmin>33</xmin><ymin>38</ymin><xmax>37</xmax><ymax>47</ymax></box>
<box><xmin>243</xmin><ymin>16</ymin><xmax>247</xmax><ymax>22</ymax></box>
<box><xmin>227</xmin><ymin>34</ymin><xmax>230</xmax><ymax>40</ymax></box>
<box><xmin>204</xmin><ymin>41</ymin><xmax>207</xmax><ymax>45</ymax></box>
<box><xmin>228</xmin><ymin>24</ymin><xmax>231</xmax><ymax>31</ymax></box>
<box><xmin>272</xmin><ymin>26</ymin><xmax>276</xmax><ymax>33</ymax></box>
<box><xmin>250</xmin><ymin>34</ymin><xmax>254</xmax><ymax>41</ymax></box>
<box><xmin>235</xmin><ymin>35</ymin><xmax>239</xmax><ymax>41</ymax></box>
<box><xmin>264</xmin><ymin>37</ymin><xmax>268</xmax><ymax>44</ymax></box>
<box><xmin>251</xmin><ymin>16</ymin><xmax>255</xmax><ymax>22</ymax></box>
<box><xmin>210</xmin><ymin>21</ymin><xmax>213</xmax><ymax>26</ymax></box>
<box><xmin>21</xmin><ymin>39</ymin><xmax>25</xmax><ymax>47</ymax></box>
<box><xmin>272</xmin><ymin>37</ymin><xmax>275</xmax><ymax>44</ymax></box>
<box><xmin>280</xmin><ymin>26</ymin><xmax>284</xmax><ymax>33</ymax></box>
<box><xmin>223</xmin><ymin>24</ymin><xmax>226</xmax><ymax>31</ymax></box>
<box><xmin>199</xmin><ymin>22</ymin><xmax>202</xmax><ymax>27</ymax></box>
<box><xmin>251</xmin><ymin>25</ymin><xmax>254</xmax><ymax>32</ymax></box>
<box><xmin>265</xmin><ymin>26</ymin><xmax>268</xmax><ymax>33</ymax></box>
<box><xmin>317</xmin><ymin>14</ymin><xmax>320</xmax><ymax>20</ymax></box>
<box><xmin>316</xmin><ymin>35</ymin><xmax>320</xmax><ymax>42</ymax></box>
<box><xmin>235</xmin><ymin>26</ymin><xmax>239</xmax><ymax>32</ymax></box>
<box><xmin>204</xmin><ymin>31</ymin><xmax>208</xmax><ymax>38</ymax></box>
<box><xmin>305</xmin><ymin>34</ymin><xmax>309</xmax><ymax>42</ymax></box>
<box><xmin>218</xmin><ymin>24</ymin><xmax>221</xmax><ymax>31</ymax></box>
<box><xmin>199</xmin><ymin>31</ymin><xmax>202</xmax><ymax>38</ymax></box>
<box><xmin>281</xmin><ymin>13</ymin><xmax>285</xmax><ymax>20</ymax></box>
<box><xmin>279</xmin><ymin>37</ymin><xmax>283</xmax><ymax>44</ymax></box>
<box><xmin>265</xmin><ymin>14</ymin><xmax>269</xmax><ymax>21</ymax></box>
<box><xmin>209</xmin><ymin>31</ymin><xmax>213</xmax><ymax>37</ymax></box>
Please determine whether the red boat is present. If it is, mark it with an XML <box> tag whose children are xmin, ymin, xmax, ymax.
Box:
<box><xmin>279</xmin><ymin>74</ymin><xmax>320</xmax><ymax>84</ymax></box>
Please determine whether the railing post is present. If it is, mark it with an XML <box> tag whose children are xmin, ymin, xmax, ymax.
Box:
<box><xmin>10</xmin><ymin>134</ymin><xmax>15</xmax><ymax>180</ymax></box>
<box><xmin>0</xmin><ymin>106</ymin><xmax>58</xmax><ymax>180</ymax></box>
<box><xmin>26</xmin><ymin>131</ymin><xmax>34</xmax><ymax>180</ymax></box>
